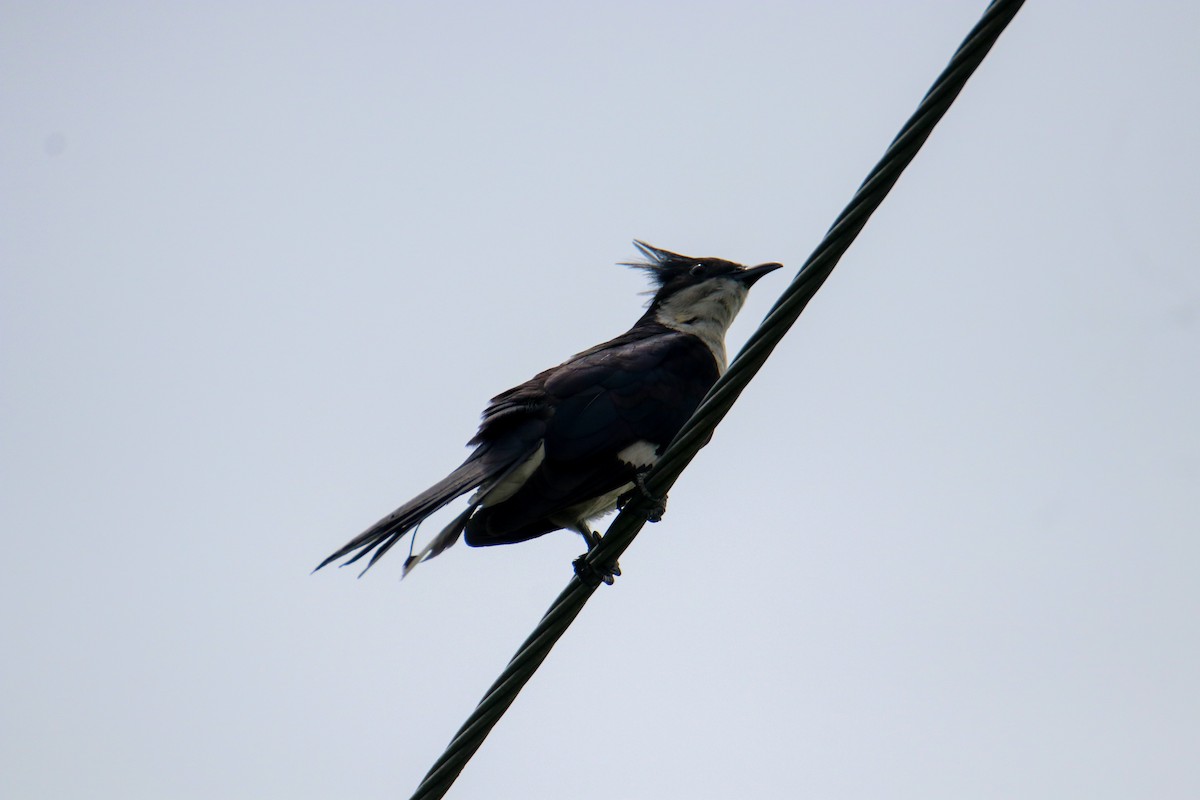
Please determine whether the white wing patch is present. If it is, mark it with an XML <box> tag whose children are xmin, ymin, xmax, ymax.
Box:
<box><xmin>617</xmin><ymin>439</ymin><xmax>659</xmax><ymax>468</ymax></box>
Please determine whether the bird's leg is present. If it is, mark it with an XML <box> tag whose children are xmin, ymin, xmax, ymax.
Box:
<box><xmin>623</xmin><ymin>472</ymin><xmax>667</xmax><ymax>523</ymax></box>
<box><xmin>571</xmin><ymin>523</ymin><xmax>621</xmax><ymax>587</ymax></box>
<box><xmin>575</xmin><ymin>523</ymin><xmax>600</xmax><ymax>551</ymax></box>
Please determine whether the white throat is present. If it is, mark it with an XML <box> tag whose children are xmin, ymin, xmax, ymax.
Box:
<box><xmin>653</xmin><ymin>278</ymin><xmax>748</xmax><ymax>373</ymax></box>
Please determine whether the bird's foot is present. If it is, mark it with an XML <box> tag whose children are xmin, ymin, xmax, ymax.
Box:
<box><xmin>633</xmin><ymin>473</ymin><xmax>667</xmax><ymax>523</ymax></box>
<box><xmin>573</xmin><ymin>531</ymin><xmax>621</xmax><ymax>587</ymax></box>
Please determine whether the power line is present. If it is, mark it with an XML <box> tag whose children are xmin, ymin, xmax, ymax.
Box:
<box><xmin>409</xmin><ymin>2</ymin><xmax>1026</xmax><ymax>797</ymax></box>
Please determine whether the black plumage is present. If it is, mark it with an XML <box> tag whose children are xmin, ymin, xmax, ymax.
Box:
<box><xmin>316</xmin><ymin>242</ymin><xmax>781</xmax><ymax>577</ymax></box>
<box><xmin>464</xmin><ymin>325</ymin><xmax>720</xmax><ymax>546</ymax></box>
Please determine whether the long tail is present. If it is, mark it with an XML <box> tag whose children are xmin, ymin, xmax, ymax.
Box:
<box><xmin>315</xmin><ymin>458</ymin><xmax>491</xmax><ymax>575</ymax></box>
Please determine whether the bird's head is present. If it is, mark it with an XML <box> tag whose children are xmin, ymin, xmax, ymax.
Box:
<box><xmin>626</xmin><ymin>241</ymin><xmax>783</xmax><ymax>334</ymax></box>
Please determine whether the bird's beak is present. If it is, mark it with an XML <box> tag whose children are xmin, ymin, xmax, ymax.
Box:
<box><xmin>736</xmin><ymin>262</ymin><xmax>784</xmax><ymax>287</ymax></box>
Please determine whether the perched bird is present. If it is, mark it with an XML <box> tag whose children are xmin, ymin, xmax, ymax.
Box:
<box><xmin>317</xmin><ymin>241</ymin><xmax>782</xmax><ymax>580</ymax></box>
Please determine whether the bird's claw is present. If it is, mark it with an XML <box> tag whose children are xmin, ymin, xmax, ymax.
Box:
<box><xmin>573</xmin><ymin>531</ymin><xmax>621</xmax><ymax>587</ymax></box>
<box><xmin>634</xmin><ymin>473</ymin><xmax>667</xmax><ymax>523</ymax></box>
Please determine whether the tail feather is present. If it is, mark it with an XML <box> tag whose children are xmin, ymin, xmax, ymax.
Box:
<box><xmin>402</xmin><ymin>504</ymin><xmax>476</xmax><ymax>577</ymax></box>
<box><xmin>315</xmin><ymin>457</ymin><xmax>490</xmax><ymax>574</ymax></box>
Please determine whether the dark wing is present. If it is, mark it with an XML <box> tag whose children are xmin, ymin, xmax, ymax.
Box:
<box><xmin>465</xmin><ymin>327</ymin><xmax>719</xmax><ymax>544</ymax></box>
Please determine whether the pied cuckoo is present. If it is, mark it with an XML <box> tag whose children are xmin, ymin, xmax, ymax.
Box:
<box><xmin>317</xmin><ymin>242</ymin><xmax>781</xmax><ymax>580</ymax></box>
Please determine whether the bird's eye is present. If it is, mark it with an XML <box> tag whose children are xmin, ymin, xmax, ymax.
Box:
<box><xmin>689</xmin><ymin>264</ymin><xmax>706</xmax><ymax>277</ymax></box>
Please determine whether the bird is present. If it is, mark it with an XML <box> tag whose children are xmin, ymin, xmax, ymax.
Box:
<box><xmin>316</xmin><ymin>241</ymin><xmax>782</xmax><ymax>581</ymax></box>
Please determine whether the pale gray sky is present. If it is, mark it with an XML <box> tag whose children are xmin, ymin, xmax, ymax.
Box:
<box><xmin>4</xmin><ymin>2</ymin><xmax>1199</xmax><ymax>798</ymax></box>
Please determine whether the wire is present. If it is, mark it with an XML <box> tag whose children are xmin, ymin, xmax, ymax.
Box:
<box><xmin>408</xmin><ymin>2</ymin><xmax>1026</xmax><ymax>797</ymax></box>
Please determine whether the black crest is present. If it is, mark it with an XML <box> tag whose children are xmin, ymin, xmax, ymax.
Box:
<box><xmin>624</xmin><ymin>240</ymin><xmax>746</xmax><ymax>301</ymax></box>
